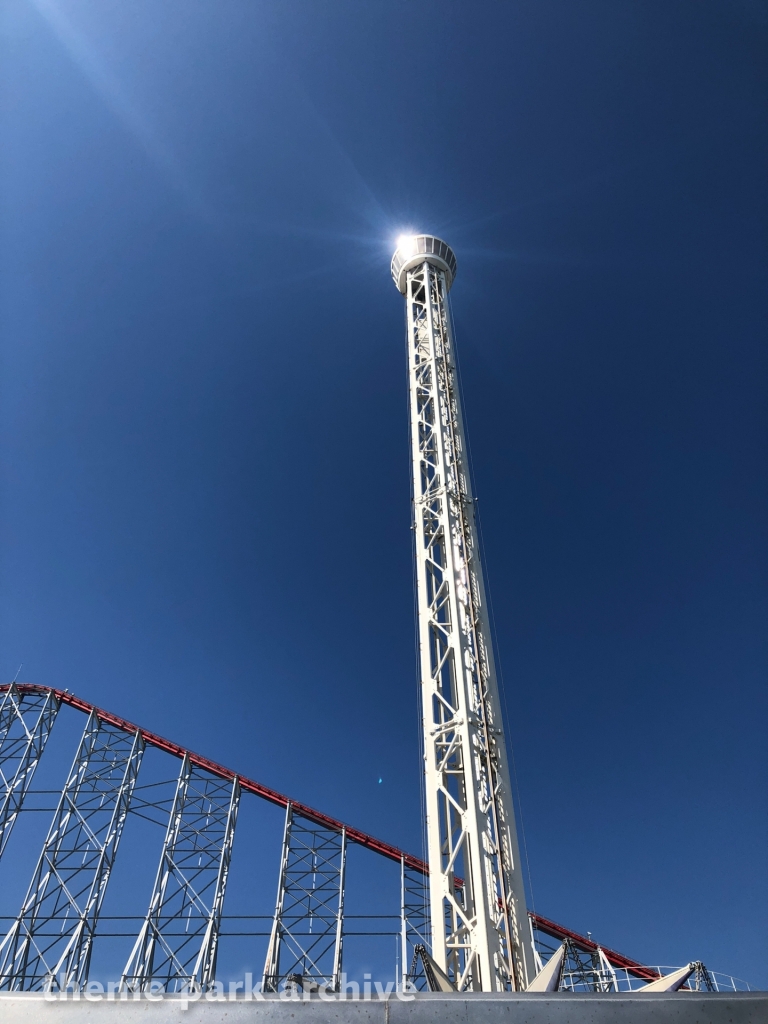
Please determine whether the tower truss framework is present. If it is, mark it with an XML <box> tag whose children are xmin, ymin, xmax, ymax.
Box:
<box><xmin>391</xmin><ymin>236</ymin><xmax>532</xmax><ymax>991</ymax></box>
<box><xmin>121</xmin><ymin>754</ymin><xmax>240</xmax><ymax>993</ymax></box>
<box><xmin>263</xmin><ymin>805</ymin><xmax>346</xmax><ymax>993</ymax></box>
<box><xmin>400</xmin><ymin>859</ymin><xmax>431</xmax><ymax>991</ymax></box>
<box><xmin>0</xmin><ymin>684</ymin><xmax>60</xmax><ymax>860</ymax></box>
<box><xmin>0</xmin><ymin>711</ymin><xmax>143</xmax><ymax>990</ymax></box>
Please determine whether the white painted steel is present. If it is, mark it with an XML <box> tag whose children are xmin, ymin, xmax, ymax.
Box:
<box><xmin>639</xmin><ymin>964</ymin><xmax>696</xmax><ymax>993</ymax></box>
<box><xmin>391</xmin><ymin>235</ymin><xmax>457</xmax><ymax>294</ymax></box>
<box><xmin>0</xmin><ymin>714</ymin><xmax>144</xmax><ymax>991</ymax></box>
<box><xmin>597</xmin><ymin>948</ymin><xmax>620</xmax><ymax>992</ymax></box>
<box><xmin>400</xmin><ymin>859</ymin><xmax>430</xmax><ymax>991</ymax></box>
<box><xmin>527</xmin><ymin>945</ymin><xmax>566</xmax><ymax>992</ymax></box>
<box><xmin>393</xmin><ymin>239</ymin><xmax>533</xmax><ymax>991</ymax></box>
<box><xmin>0</xmin><ymin>685</ymin><xmax>60</xmax><ymax>860</ymax></box>
<box><xmin>120</xmin><ymin>755</ymin><xmax>240</xmax><ymax>993</ymax></box>
<box><xmin>263</xmin><ymin>806</ymin><xmax>347</xmax><ymax>993</ymax></box>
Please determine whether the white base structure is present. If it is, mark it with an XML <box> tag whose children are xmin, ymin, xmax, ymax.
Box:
<box><xmin>391</xmin><ymin>236</ymin><xmax>533</xmax><ymax>991</ymax></box>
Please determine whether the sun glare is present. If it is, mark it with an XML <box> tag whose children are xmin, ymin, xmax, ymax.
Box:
<box><xmin>396</xmin><ymin>234</ymin><xmax>418</xmax><ymax>257</ymax></box>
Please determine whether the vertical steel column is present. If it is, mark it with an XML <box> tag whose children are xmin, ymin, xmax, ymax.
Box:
<box><xmin>121</xmin><ymin>755</ymin><xmax>240</xmax><ymax>993</ymax></box>
<box><xmin>400</xmin><ymin>858</ymin><xmax>431</xmax><ymax>991</ymax></box>
<box><xmin>263</xmin><ymin>805</ymin><xmax>346</xmax><ymax>993</ymax></box>
<box><xmin>391</xmin><ymin>236</ymin><xmax>533</xmax><ymax>991</ymax></box>
<box><xmin>0</xmin><ymin>712</ymin><xmax>144</xmax><ymax>990</ymax></box>
<box><xmin>0</xmin><ymin>685</ymin><xmax>60</xmax><ymax>859</ymax></box>
<box><xmin>558</xmin><ymin>939</ymin><xmax>611</xmax><ymax>992</ymax></box>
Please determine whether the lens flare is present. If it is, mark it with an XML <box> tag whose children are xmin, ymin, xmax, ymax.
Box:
<box><xmin>396</xmin><ymin>234</ymin><xmax>418</xmax><ymax>257</ymax></box>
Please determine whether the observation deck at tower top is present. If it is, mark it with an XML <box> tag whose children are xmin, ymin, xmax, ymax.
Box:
<box><xmin>391</xmin><ymin>235</ymin><xmax>457</xmax><ymax>294</ymax></box>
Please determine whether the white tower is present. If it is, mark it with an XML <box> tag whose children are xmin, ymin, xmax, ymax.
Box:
<box><xmin>392</xmin><ymin>235</ymin><xmax>533</xmax><ymax>992</ymax></box>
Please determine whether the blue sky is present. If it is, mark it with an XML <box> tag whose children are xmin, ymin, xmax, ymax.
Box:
<box><xmin>1</xmin><ymin>0</ymin><xmax>766</xmax><ymax>988</ymax></box>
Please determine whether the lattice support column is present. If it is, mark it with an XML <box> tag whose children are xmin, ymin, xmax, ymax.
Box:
<box><xmin>0</xmin><ymin>685</ymin><xmax>60</xmax><ymax>860</ymax></box>
<box><xmin>263</xmin><ymin>805</ymin><xmax>346</xmax><ymax>993</ymax></box>
<box><xmin>554</xmin><ymin>939</ymin><xmax>621</xmax><ymax>993</ymax></box>
<box><xmin>120</xmin><ymin>754</ymin><xmax>240</xmax><ymax>993</ymax></box>
<box><xmin>391</xmin><ymin>236</ymin><xmax>533</xmax><ymax>991</ymax></box>
<box><xmin>400</xmin><ymin>860</ymin><xmax>431</xmax><ymax>991</ymax></box>
<box><xmin>0</xmin><ymin>712</ymin><xmax>144</xmax><ymax>990</ymax></box>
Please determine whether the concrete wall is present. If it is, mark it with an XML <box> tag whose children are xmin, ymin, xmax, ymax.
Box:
<box><xmin>0</xmin><ymin>991</ymin><xmax>765</xmax><ymax>1024</ymax></box>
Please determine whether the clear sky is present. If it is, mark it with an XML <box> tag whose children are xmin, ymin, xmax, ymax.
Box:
<box><xmin>1</xmin><ymin>0</ymin><xmax>766</xmax><ymax>989</ymax></box>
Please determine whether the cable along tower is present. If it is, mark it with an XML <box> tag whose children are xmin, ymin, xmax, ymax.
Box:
<box><xmin>391</xmin><ymin>236</ymin><xmax>533</xmax><ymax>992</ymax></box>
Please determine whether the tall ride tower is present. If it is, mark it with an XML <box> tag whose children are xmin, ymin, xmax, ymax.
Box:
<box><xmin>392</xmin><ymin>236</ymin><xmax>533</xmax><ymax>992</ymax></box>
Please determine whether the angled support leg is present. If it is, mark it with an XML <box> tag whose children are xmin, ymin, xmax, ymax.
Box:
<box><xmin>0</xmin><ymin>685</ymin><xmax>60</xmax><ymax>860</ymax></box>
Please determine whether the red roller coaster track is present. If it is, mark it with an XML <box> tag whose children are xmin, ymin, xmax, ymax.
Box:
<box><xmin>0</xmin><ymin>682</ymin><xmax>658</xmax><ymax>982</ymax></box>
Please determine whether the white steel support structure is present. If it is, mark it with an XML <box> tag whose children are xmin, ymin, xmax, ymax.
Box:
<box><xmin>0</xmin><ymin>685</ymin><xmax>60</xmax><ymax>860</ymax></box>
<box><xmin>400</xmin><ymin>857</ymin><xmax>431</xmax><ymax>991</ymax></box>
<box><xmin>262</xmin><ymin>805</ymin><xmax>346</xmax><ymax>993</ymax></box>
<box><xmin>0</xmin><ymin>712</ymin><xmax>144</xmax><ymax>990</ymax></box>
<box><xmin>120</xmin><ymin>755</ymin><xmax>240</xmax><ymax>993</ymax></box>
<box><xmin>391</xmin><ymin>236</ymin><xmax>533</xmax><ymax>992</ymax></box>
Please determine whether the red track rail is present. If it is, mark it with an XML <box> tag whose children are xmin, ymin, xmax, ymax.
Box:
<box><xmin>2</xmin><ymin>683</ymin><xmax>426</xmax><ymax>872</ymax></box>
<box><xmin>530</xmin><ymin>913</ymin><xmax>660</xmax><ymax>981</ymax></box>
<box><xmin>1</xmin><ymin>682</ymin><xmax>656</xmax><ymax>979</ymax></box>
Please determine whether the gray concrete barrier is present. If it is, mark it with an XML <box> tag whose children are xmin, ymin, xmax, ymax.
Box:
<box><xmin>0</xmin><ymin>991</ymin><xmax>765</xmax><ymax>1024</ymax></box>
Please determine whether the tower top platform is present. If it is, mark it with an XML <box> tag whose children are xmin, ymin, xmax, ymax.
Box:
<box><xmin>391</xmin><ymin>235</ymin><xmax>457</xmax><ymax>294</ymax></box>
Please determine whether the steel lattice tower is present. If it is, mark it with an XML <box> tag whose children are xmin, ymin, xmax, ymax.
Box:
<box><xmin>391</xmin><ymin>236</ymin><xmax>534</xmax><ymax>992</ymax></box>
